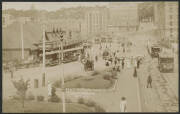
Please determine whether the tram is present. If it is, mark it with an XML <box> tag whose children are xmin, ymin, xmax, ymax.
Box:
<box><xmin>158</xmin><ymin>52</ymin><xmax>174</xmax><ymax>73</ymax></box>
<box><xmin>148</xmin><ymin>44</ymin><xmax>161</xmax><ymax>58</ymax></box>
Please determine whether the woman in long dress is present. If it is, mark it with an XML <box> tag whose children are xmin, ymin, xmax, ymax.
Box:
<box><xmin>48</xmin><ymin>81</ymin><xmax>52</xmax><ymax>97</ymax></box>
<box><xmin>120</xmin><ymin>97</ymin><xmax>127</xmax><ymax>112</ymax></box>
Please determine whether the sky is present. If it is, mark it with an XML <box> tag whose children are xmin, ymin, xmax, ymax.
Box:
<box><xmin>2</xmin><ymin>2</ymin><xmax>144</xmax><ymax>11</ymax></box>
<box><xmin>2</xmin><ymin>2</ymin><xmax>109</xmax><ymax>11</ymax></box>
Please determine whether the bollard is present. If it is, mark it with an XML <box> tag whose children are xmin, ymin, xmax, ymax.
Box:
<box><xmin>42</xmin><ymin>73</ymin><xmax>45</xmax><ymax>87</ymax></box>
<box><xmin>34</xmin><ymin>79</ymin><xmax>38</xmax><ymax>88</ymax></box>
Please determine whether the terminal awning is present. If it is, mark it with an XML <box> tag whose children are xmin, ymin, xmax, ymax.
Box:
<box><xmin>40</xmin><ymin>46</ymin><xmax>83</xmax><ymax>55</ymax></box>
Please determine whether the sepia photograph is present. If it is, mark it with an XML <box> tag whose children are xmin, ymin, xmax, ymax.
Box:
<box><xmin>2</xmin><ymin>1</ymin><xmax>179</xmax><ymax>113</ymax></box>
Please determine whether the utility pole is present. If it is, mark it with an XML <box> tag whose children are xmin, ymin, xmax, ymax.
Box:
<box><xmin>21</xmin><ymin>22</ymin><xmax>24</xmax><ymax>60</ymax></box>
<box><xmin>57</xmin><ymin>29</ymin><xmax>66</xmax><ymax>112</ymax></box>
<box><xmin>42</xmin><ymin>23</ymin><xmax>46</xmax><ymax>87</ymax></box>
<box><xmin>61</xmin><ymin>39</ymin><xmax>65</xmax><ymax>113</ymax></box>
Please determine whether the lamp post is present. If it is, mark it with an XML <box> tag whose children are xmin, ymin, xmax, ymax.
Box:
<box><xmin>56</xmin><ymin>29</ymin><xmax>66</xmax><ymax>112</ymax></box>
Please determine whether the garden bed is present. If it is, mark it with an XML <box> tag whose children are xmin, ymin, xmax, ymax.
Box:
<box><xmin>53</xmin><ymin>68</ymin><xmax>117</xmax><ymax>89</ymax></box>
<box><xmin>3</xmin><ymin>99</ymin><xmax>94</xmax><ymax>113</ymax></box>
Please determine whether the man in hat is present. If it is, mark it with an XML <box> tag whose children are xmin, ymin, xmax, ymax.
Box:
<box><xmin>122</xmin><ymin>58</ymin><xmax>125</xmax><ymax>69</ymax></box>
<box><xmin>133</xmin><ymin>67</ymin><xmax>137</xmax><ymax>78</ymax></box>
<box><xmin>147</xmin><ymin>74</ymin><xmax>152</xmax><ymax>88</ymax></box>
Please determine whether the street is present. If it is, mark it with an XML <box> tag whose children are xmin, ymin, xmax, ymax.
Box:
<box><xmin>3</xmin><ymin>28</ymin><xmax>178</xmax><ymax>112</ymax></box>
<box><xmin>2</xmin><ymin>2</ymin><xmax>178</xmax><ymax>112</ymax></box>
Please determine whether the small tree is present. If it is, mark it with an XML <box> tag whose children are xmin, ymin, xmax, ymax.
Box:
<box><xmin>49</xmin><ymin>86</ymin><xmax>61</xmax><ymax>102</ymax></box>
<box><xmin>12</xmin><ymin>78</ymin><xmax>30</xmax><ymax>112</ymax></box>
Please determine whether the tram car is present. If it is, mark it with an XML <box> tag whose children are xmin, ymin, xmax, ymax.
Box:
<box><xmin>148</xmin><ymin>44</ymin><xmax>161</xmax><ymax>58</ymax></box>
<box><xmin>158</xmin><ymin>52</ymin><xmax>174</xmax><ymax>73</ymax></box>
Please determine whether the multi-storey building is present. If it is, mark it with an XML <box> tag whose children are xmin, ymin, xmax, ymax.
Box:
<box><xmin>108</xmin><ymin>2</ymin><xmax>139</xmax><ymax>35</ymax></box>
<box><xmin>84</xmin><ymin>7</ymin><xmax>109</xmax><ymax>37</ymax></box>
<box><xmin>2</xmin><ymin>13</ymin><xmax>15</xmax><ymax>28</ymax></box>
<box><xmin>154</xmin><ymin>2</ymin><xmax>178</xmax><ymax>42</ymax></box>
<box><xmin>164</xmin><ymin>2</ymin><xmax>178</xmax><ymax>42</ymax></box>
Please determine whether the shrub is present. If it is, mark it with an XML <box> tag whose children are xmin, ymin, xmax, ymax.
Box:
<box><xmin>84</xmin><ymin>77</ymin><xmax>94</xmax><ymax>81</ymax></box>
<box><xmin>111</xmin><ymin>71</ymin><xmax>117</xmax><ymax>79</ymax></box>
<box><xmin>64</xmin><ymin>75</ymin><xmax>73</xmax><ymax>82</ymax></box>
<box><xmin>85</xmin><ymin>100</ymin><xmax>96</xmax><ymax>107</ymax></box>
<box><xmin>110</xmin><ymin>79</ymin><xmax>114</xmax><ymax>84</ymax></box>
<box><xmin>49</xmin><ymin>95</ymin><xmax>61</xmax><ymax>103</ymax></box>
<box><xmin>78</xmin><ymin>97</ymin><xmax>84</xmax><ymax>104</ymax></box>
<box><xmin>12</xmin><ymin>95</ymin><xmax>21</xmax><ymax>100</ymax></box>
<box><xmin>91</xmin><ymin>71</ymin><xmax>99</xmax><ymax>76</ymax></box>
<box><xmin>53</xmin><ymin>80</ymin><xmax>62</xmax><ymax>88</ymax></box>
<box><xmin>103</xmin><ymin>73</ymin><xmax>111</xmax><ymax>80</ymax></box>
<box><xmin>94</xmin><ymin>105</ymin><xmax>106</xmax><ymax>112</ymax></box>
<box><xmin>48</xmin><ymin>87</ymin><xmax>62</xmax><ymax>103</ymax></box>
<box><xmin>66</xmin><ymin>98</ymin><xmax>72</xmax><ymax>103</ymax></box>
<box><xmin>27</xmin><ymin>93</ymin><xmax>35</xmax><ymax>101</ymax></box>
<box><xmin>111</xmin><ymin>70</ymin><xmax>117</xmax><ymax>76</ymax></box>
<box><xmin>37</xmin><ymin>95</ymin><xmax>44</xmax><ymax>102</ymax></box>
<box><xmin>73</xmin><ymin>76</ymin><xmax>82</xmax><ymax>80</ymax></box>
<box><xmin>51</xmin><ymin>86</ymin><xmax>56</xmax><ymax>96</ymax></box>
<box><xmin>76</xmin><ymin>83</ymin><xmax>82</xmax><ymax>88</ymax></box>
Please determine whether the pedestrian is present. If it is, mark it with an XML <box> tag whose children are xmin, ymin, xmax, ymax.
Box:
<box><xmin>134</xmin><ymin>58</ymin><xmax>137</xmax><ymax>68</ymax></box>
<box><xmin>114</xmin><ymin>52</ymin><xmax>116</xmax><ymax>57</ymax></box>
<box><xmin>137</xmin><ymin>58</ymin><xmax>140</xmax><ymax>69</ymax></box>
<box><xmin>120</xmin><ymin>97</ymin><xmax>127</xmax><ymax>112</ymax></box>
<box><xmin>126</xmin><ymin>58</ymin><xmax>131</xmax><ymax>68</ymax></box>
<box><xmin>118</xmin><ymin>58</ymin><xmax>120</xmax><ymax>64</ymax></box>
<box><xmin>95</xmin><ymin>55</ymin><xmax>98</xmax><ymax>62</ymax></box>
<box><xmin>117</xmin><ymin>65</ymin><xmax>121</xmax><ymax>72</ymax></box>
<box><xmin>147</xmin><ymin>74</ymin><xmax>152</xmax><ymax>88</ymax></box>
<box><xmin>109</xmin><ymin>58</ymin><xmax>113</xmax><ymax>65</ymax></box>
<box><xmin>113</xmin><ymin>66</ymin><xmax>116</xmax><ymax>71</ymax></box>
<box><xmin>123</xmin><ymin>48</ymin><xmax>125</xmax><ymax>53</ymax></box>
<box><xmin>114</xmin><ymin>59</ymin><xmax>117</xmax><ymax>66</ymax></box>
<box><xmin>133</xmin><ymin>67</ymin><xmax>137</xmax><ymax>78</ymax></box>
<box><xmin>10</xmin><ymin>69</ymin><xmax>13</xmax><ymax>79</ymax></box>
<box><xmin>48</xmin><ymin>81</ymin><xmax>52</xmax><ymax>97</ymax></box>
<box><xmin>131</xmin><ymin>56</ymin><xmax>133</xmax><ymax>65</ymax></box>
<box><xmin>122</xmin><ymin>59</ymin><xmax>125</xmax><ymax>69</ymax></box>
<box><xmin>78</xmin><ymin>54</ymin><xmax>81</xmax><ymax>62</ymax></box>
<box><xmin>106</xmin><ymin>60</ymin><xmax>109</xmax><ymax>67</ymax></box>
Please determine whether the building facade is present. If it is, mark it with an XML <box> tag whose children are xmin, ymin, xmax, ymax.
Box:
<box><xmin>154</xmin><ymin>2</ymin><xmax>178</xmax><ymax>42</ymax></box>
<box><xmin>2</xmin><ymin>14</ymin><xmax>15</xmax><ymax>28</ymax></box>
<box><xmin>84</xmin><ymin>7</ymin><xmax>109</xmax><ymax>37</ymax></box>
<box><xmin>164</xmin><ymin>2</ymin><xmax>178</xmax><ymax>42</ymax></box>
<box><xmin>108</xmin><ymin>2</ymin><xmax>139</xmax><ymax>35</ymax></box>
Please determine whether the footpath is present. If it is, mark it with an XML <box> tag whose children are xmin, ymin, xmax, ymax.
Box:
<box><xmin>88</xmin><ymin>67</ymin><xmax>141</xmax><ymax>112</ymax></box>
<box><xmin>137</xmin><ymin>52</ymin><xmax>178</xmax><ymax>112</ymax></box>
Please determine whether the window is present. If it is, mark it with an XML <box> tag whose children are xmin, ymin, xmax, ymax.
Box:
<box><xmin>169</xmin><ymin>6</ymin><xmax>173</xmax><ymax>12</ymax></box>
<box><xmin>170</xmin><ymin>34</ymin><xmax>173</xmax><ymax>38</ymax></box>
<box><xmin>170</xmin><ymin>21</ymin><xmax>173</xmax><ymax>26</ymax></box>
<box><xmin>170</xmin><ymin>15</ymin><xmax>173</xmax><ymax>19</ymax></box>
<box><xmin>170</xmin><ymin>28</ymin><xmax>173</xmax><ymax>33</ymax></box>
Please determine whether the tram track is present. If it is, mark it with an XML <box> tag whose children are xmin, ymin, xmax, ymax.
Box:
<box><xmin>151</xmin><ymin>59</ymin><xmax>178</xmax><ymax>112</ymax></box>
